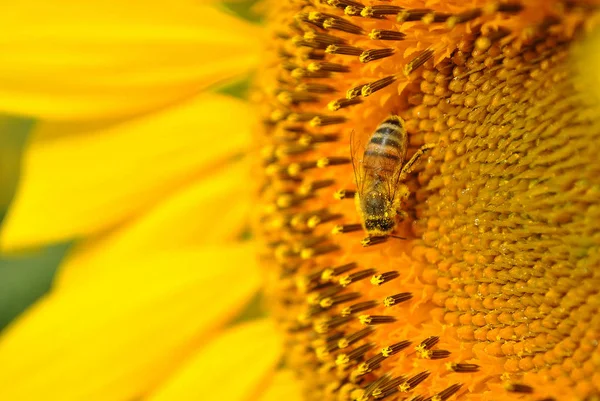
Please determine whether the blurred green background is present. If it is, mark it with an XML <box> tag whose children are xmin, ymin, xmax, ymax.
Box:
<box><xmin>0</xmin><ymin>117</ymin><xmax>71</xmax><ymax>331</ymax></box>
<box><xmin>0</xmin><ymin>0</ymin><xmax>261</xmax><ymax>333</ymax></box>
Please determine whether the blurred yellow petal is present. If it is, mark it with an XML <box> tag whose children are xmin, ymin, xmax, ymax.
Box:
<box><xmin>572</xmin><ymin>25</ymin><xmax>600</xmax><ymax>106</ymax></box>
<box><xmin>257</xmin><ymin>370</ymin><xmax>303</xmax><ymax>401</ymax></box>
<box><xmin>0</xmin><ymin>94</ymin><xmax>254</xmax><ymax>251</ymax></box>
<box><xmin>147</xmin><ymin>319</ymin><xmax>282</xmax><ymax>401</ymax></box>
<box><xmin>0</xmin><ymin>245</ymin><xmax>260</xmax><ymax>401</ymax></box>
<box><xmin>0</xmin><ymin>1</ymin><xmax>261</xmax><ymax>120</ymax></box>
<box><xmin>56</xmin><ymin>160</ymin><xmax>252</xmax><ymax>288</ymax></box>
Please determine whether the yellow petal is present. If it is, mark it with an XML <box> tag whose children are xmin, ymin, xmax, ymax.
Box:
<box><xmin>256</xmin><ymin>370</ymin><xmax>304</xmax><ymax>401</ymax></box>
<box><xmin>0</xmin><ymin>2</ymin><xmax>261</xmax><ymax>120</ymax></box>
<box><xmin>0</xmin><ymin>94</ymin><xmax>254</xmax><ymax>251</ymax></box>
<box><xmin>147</xmin><ymin>319</ymin><xmax>282</xmax><ymax>401</ymax></box>
<box><xmin>572</xmin><ymin>25</ymin><xmax>600</xmax><ymax>106</ymax></box>
<box><xmin>56</xmin><ymin>159</ymin><xmax>252</xmax><ymax>289</ymax></box>
<box><xmin>0</xmin><ymin>245</ymin><xmax>260</xmax><ymax>401</ymax></box>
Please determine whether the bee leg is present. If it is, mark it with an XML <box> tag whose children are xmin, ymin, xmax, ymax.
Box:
<box><xmin>393</xmin><ymin>184</ymin><xmax>410</xmax><ymax>222</ymax></box>
<box><xmin>396</xmin><ymin>184</ymin><xmax>410</xmax><ymax>202</ymax></box>
<box><xmin>399</xmin><ymin>143</ymin><xmax>436</xmax><ymax>178</ymax></box>
<box><xmin>396</xmin><ymin>209</ymin><xmax>409</xmax><ymax>222</ymax></box>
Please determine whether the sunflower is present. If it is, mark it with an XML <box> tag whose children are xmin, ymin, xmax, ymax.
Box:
<box><xmin>2</xmin><ymin>0</ymin><xmax>600</xmax><ymax>401</ymax></box>
<box><xmin>0</xmin><ymin>1</ymin><xmax>300</xmax><ymax>401</ymax></box>
<box><xmin>255</xmin><ymin>1</ymin><xmax>600</xmax><ymax>401</ymax></box>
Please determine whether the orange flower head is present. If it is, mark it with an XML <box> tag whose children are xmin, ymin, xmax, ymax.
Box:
<box><xmin>253</xmin><ymin>1</ymin><xmax>600</xmax><ymax>400</ymax></box>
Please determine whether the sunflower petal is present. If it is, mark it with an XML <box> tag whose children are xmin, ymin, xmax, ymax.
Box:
<box><xmin>0</xmin><ymin>94</ymin><xmax>254</xmax><ymax>251</ymax></box>
<box><xmin>257</xmin><ymin>370</ymin><xmax>304</xmax><ymax>401</ymax></box>
<box><xmin>56</xmin><ymin>160</ymin><xmax>252</xmax><ymax>289</ymax></box>
<box><xmin>0</xmin><ymin>2</ymin><xmax>261</xmax><ymax>120</ymax></box>
<box><xmin>147</xmin><ymin>319</ymin><xmax>282</xmax><ymax>401</ymax></box>
<box><xmin>0</xmin><ymin>245</ymin><xmax>260</xmax><ymax>401</ymax></box>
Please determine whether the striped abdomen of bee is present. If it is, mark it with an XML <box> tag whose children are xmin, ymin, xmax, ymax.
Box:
<box><xmin>363</xmin><ymin>116</ymin><xmax>407</xmax><ymax>179</ymax></box>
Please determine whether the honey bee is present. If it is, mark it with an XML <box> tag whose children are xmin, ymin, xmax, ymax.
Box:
<box><xmin>351</xmin><ymin>115</ymin><xmax>434</xmax><ymax>245</ymax></box>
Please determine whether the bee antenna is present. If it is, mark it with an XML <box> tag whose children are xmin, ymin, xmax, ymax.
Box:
<box><xmin>389</xmin><ymin>234</ymin><xmax>407</xmax><ymax>240</ymax></box>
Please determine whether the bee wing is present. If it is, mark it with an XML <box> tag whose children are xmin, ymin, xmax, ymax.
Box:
<box><xmin>350</xmin><ymin>129</ymin><xmax>366</xmax><ymax>195</ymax></box>
<box><xmin>381</xmin><ymin>143</ymin><xmax>406</xmax><ymax>202</ymax></box>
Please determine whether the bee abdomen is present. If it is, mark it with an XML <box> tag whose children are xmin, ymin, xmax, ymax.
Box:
<box><xmin>363</xmin><ymin>150</ymin><xmax>401</xmax><ymax>160</ymax></box>
<box><xmin>364</xmin><ymin>120</ymin><xmax>403</xmax><ymax>160</ymax></box>
<box><xmin>368</xmin><ymin>134</ymin><xmax>401</xmax><ymax>147</ymax></box>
